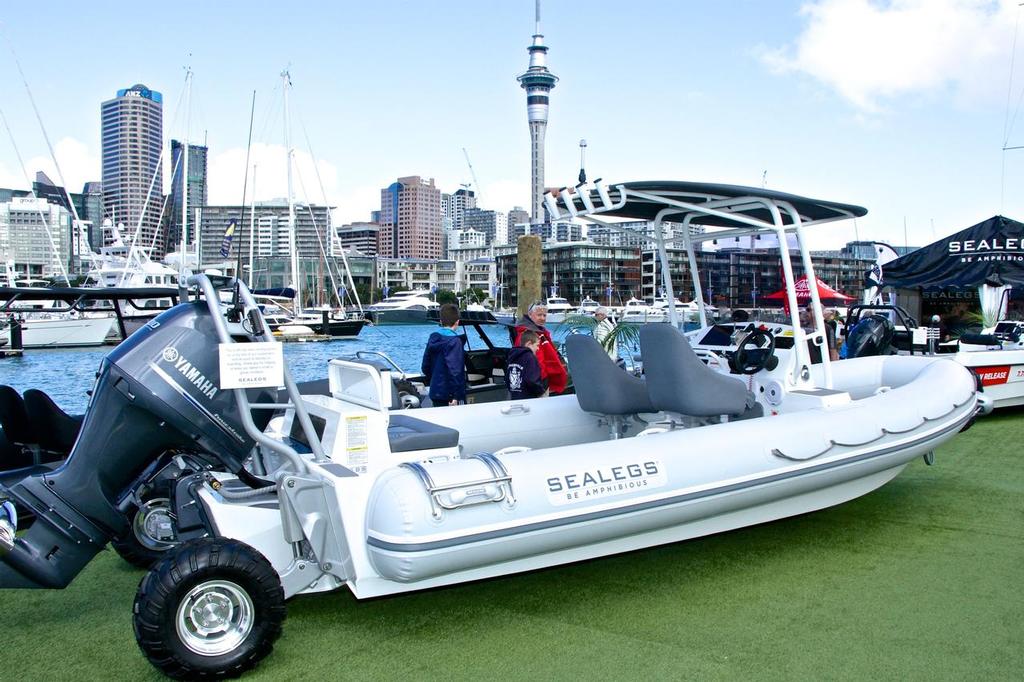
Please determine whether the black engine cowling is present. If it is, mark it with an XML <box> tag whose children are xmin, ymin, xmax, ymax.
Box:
<box><xmin>846</xmin><ymin>314</ymin><xmax>895</xmax><ymax>358</ymax></box>
<box><xmin>0</xmin><ymin>301</ymin><xmax>260</xmax><ymax>588</ymax></box>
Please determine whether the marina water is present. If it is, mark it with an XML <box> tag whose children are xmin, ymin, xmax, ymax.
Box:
<box><xmin>0</xmin><ymin>323</ymin><xmax>528</xmax><ymax>414</ymax></box>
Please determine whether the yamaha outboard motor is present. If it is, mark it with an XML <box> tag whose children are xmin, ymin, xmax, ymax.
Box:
<box><xmin>0</xmin><ymin>300</ymin><xmax>258</xmax><ymax>589</ymax></box>
<box><xmin>846</xmin><ymin>314</ymin><xmax>895</xmax><ymax>358</ymax></box>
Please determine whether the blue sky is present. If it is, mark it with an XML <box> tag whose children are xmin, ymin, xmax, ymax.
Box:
<box><xmin>0</xmin><ymin>0</ymin><xmax>1021</xmax><ymax>250</ymax></box>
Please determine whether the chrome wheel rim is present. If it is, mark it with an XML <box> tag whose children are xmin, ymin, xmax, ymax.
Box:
<box><xmin>176</xmin><ymin>580</ymin><xmax>254</xmax><ymax>656</ymax></box>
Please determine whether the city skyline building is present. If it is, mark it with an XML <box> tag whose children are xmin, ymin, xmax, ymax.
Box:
<box><xmin>378</xmin><ymin>176</ymin><xmax>443</xmax><ymax>259</ymax></box>
<box><xmin>100</xmin><ymin>83</ymin><xmax>165</xmax><ymax>257</ymax></box>
<box><xmin>338</xmin><ymin>221</ymin><xmax>380</xmax><ymax>256</ymax></box>
<box><xmin>463</xmin><ymin>207</ymin><xmax>509</xmax><ymax>246</ymax></box>
<box><xmin>517</xmin><ymin>0</ymin><xmax>557</xmax><ymax>224</ymax></box>
<box><xmin>167</xmin><ymin>139</ymin><xmax>208</xmax><ymax>253</ymax></box>
<box><xmin>0</xmin><ymin>196</ymin><xmax>73</xmax><ymax>280</ymax></box>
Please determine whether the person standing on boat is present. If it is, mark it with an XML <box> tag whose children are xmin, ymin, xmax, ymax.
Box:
<box><xmin>507</xmin><ymin>330</ymin><xmax>548</xmax><ymax>399</ymax></box>
<box><xmin>593</xmin><ymin>306</ymin><xmax>621</xmax><ymax>365</ymax></box>
<box><xmin>421</xmin><ymin>304</ymin><xmax>466</xmax><ymax>406</ymax></box>
<box><xmin>514</xmin><ymin>302</ymin><xmax>568</xmax><ymax>395</ymax></box>
<box><xmin>824</xmin><ymin>308</ymin><xmax>840</xmax><ymax>361</ymax></box>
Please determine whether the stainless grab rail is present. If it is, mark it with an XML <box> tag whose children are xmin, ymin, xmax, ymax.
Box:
<box><xmin>188</xmin><ymin>275</ymin><xmax>325</xmax><ymax>476</ymax></box>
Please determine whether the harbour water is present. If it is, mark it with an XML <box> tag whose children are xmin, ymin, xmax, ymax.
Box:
<box><xmin>0</xmin><ymin>323</ymin><xmax>526</xmax><ymax>413</ymax></box>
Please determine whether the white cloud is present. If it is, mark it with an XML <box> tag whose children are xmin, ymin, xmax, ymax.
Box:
<box><xmin>761</xmin><ymin>0</ymin><xmax>1017</xmax><ymax>111</ymax></box>
<box><xmin>1</xmin><ymin>137</ymin><xmax>99</xmax><ymax>191</ymax></box>
<box><xmin>207</xmin><ymin>143</ymin><xmax>340</xmax><ymax>207</ymax></box>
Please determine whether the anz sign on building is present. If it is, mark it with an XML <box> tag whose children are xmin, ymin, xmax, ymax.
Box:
<box><xmin>117</xmin><ymin>85</ymin><xmax>163</xmax><ymax>104</ymax></box>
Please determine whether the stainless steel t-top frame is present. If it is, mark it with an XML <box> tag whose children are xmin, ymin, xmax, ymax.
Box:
<box><xmin>544</xmin><ymin>180</ymin><xmax>868</xmax><ymax>390</ymax></box>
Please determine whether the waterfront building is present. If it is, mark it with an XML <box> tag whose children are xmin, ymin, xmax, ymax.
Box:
<box><xmin>375</xmin><ymin>257</ymin><xmax>456</xmax><ymax>297</ymax></box>
<box><xmin>496</xmin><ymin>241</ymin><xmax>641</xmax><ymax>307</ymax></box>
<box><xmin>457</xmin><ymin>257</ymin><xmax>496</xmax><ymax>295</ymax></box>
<box><xmin>450</xmin><ymin>229</ymin><xmax>486</xmax><ymax>250</ymax></box>
<box><xmin>197</xmin><ymin>202</ymin><xmax>333</xmax><ymax>281</ymax></box>
<box><xmin>338</xmin><ymin>222</ymin><xmax>380</xmax><ymax>257</ymax></box>
<box><xmin>166</xmin><ymin>139</ymin><xmax>208</xmax><ymax>253</ymax></box>
<box><xmin>101</xmin><ymin>84</ymin><xmax>165</xmax><ymax>257</ymax></box>
<box><xmin>0</xmin><ymin>196</ymin><xmax>72</xmax><ymax>281</ymax></box>
<box><xmin>496</xmin><ymin>240</ymin><xmax>873</xmax><ymax>309</ymax></box>
<box><xmin>378</xmin><ymin>176</ymin><xmax>443</xmax><ymax>259</ymax></box>
<box><xmin>640</xmin><ymin>247</ymin><xmax>873</xmax><ymax>308</ymax></box>
<box><xmin>517</xmin><ymin>1</ymin><xmax>557</xmax><ymax>224</ymax></box>
<box><xmin>448</xmin><ymin>243</ymin><xmax>492</xmax><ymax>263</ymax></box>
<box><xmin>588</xmin><ymin>220</ymin><xmax>694</xmax><ymax>249</ymax></box>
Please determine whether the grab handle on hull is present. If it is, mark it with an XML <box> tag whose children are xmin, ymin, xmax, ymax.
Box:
<box><xmin>401</xmin><ymin>454</ymin><xmax>515</xmax><ymax>519</ymax></box>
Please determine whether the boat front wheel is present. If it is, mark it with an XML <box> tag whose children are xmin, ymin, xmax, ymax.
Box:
<box><xmin>133</xmin><ymin>537</ymin><xmax>286</xmax><ymax>679</ymax></box>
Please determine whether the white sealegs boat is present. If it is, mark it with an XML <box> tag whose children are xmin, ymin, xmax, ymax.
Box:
<box><xmin>0</xmin><ymin>181</ymin><xmax>986</xmax><ymax>679</ymax></box>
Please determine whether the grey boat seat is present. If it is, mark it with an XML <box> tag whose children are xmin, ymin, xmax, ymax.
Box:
<box><xmin>639</xmin><ymin>324</ymin><xmax>762</xmax><ymax>421</ymax></box>
<box><xmin>388</xmin><ymin>414</ymin><xmax>459</xmax><ymax>453</ymax></box>
<box><xmin>565</xmin><ymin>334</ymin><xmax>655</xmax><ymax>438</ymax></box>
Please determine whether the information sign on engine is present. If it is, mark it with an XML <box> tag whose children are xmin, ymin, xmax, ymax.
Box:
<box><xmin>218</xmin><ymin>343</ymin><xmax>284</xmax><ymax>389</ymax></box>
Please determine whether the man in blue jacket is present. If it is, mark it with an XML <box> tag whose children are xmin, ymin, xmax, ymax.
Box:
<box><xmin>421</xmin><ymin>304</ymin><xmax>466</xmax><ymax>406</ymax></box>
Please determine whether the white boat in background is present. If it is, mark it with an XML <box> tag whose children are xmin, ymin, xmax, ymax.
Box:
<box><xmin>619</xmin><ymin>297</ymin><xmax>650</xmax><ymax>323</ymax></box>
<box><xmin>544</xmin><ymin>296</ymin><xmax>573</xmax><ymax>323</ymax></box>
<box><xmin>577</xmin><ymin>296</ymin><xmax>601</xmax><ymax>315</ymax></box>
<box><xmin>365</xmin><ymin>290</ymin><xmax>440</xmax><ymax>325</ymax></box>
<box><xmin>15</xmin><ymin>313</ymin><xmax>114</xmax><ymax>348</ymax></box>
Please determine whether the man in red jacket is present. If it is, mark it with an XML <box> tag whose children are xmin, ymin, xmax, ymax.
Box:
<box><xmin>513</xmin><ymin>301</ymin><xmax>568</xmax><ymax>395</ymax></box>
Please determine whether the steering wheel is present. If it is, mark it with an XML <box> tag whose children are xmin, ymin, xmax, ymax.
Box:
<box><xmin>731</xmin><ymin>328</ymin><xmax>777</xmax><ymax>374</ymax></box>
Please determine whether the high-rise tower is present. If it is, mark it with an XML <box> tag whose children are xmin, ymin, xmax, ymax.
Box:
<box><xmin>517</xmin><ymin>0</ymin><xmax>558</xmax><ymax>225</ymax></box>
<box><xmin>100</xmin><ymin>84</ymin><xmax>164</xmax><ymax>256</ymax></box>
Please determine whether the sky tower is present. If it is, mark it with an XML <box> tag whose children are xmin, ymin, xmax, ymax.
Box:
<box><xmin>517</xmin><ymin>0</ymin><xmax>558</xmax><ymax>224</ymax></box>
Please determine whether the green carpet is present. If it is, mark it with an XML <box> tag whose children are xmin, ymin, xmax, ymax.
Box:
<box><xmin>1</xmin><ymin>409</ymin><xmax>1021</xmax><ymax>681</ymax></box>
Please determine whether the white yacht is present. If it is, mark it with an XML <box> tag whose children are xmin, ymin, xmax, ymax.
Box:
<box><xmin>365</xmin><ymin>290</ymin><xmax>440</xmax><ymax>325</ymax></box>
<box><xmin>544</xmin><ymin>296</ymin><xmax>574</xmax><ymax>323</ymax></box>
<box><xmin>619</xmin><ymin>297</ymin><xmax>651</xmax><ymax>324</ymax></box>
<box><xmin>577</xmin><ymin>296</ymin><xmax>601</xmax><ymax>316</ymax></box>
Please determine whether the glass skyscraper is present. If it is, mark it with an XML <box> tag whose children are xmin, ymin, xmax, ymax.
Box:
<box><xmin>101</xmin><ymin>84</ymin><xmax>164</xmax><ymax>257</ymax></box>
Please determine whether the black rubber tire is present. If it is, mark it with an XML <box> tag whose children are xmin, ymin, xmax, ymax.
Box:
<box><xmin>111</xmin><ymin>532</ymin><xmax>160</xmax><ymax>569</ymax></box>
<box><xmin>133</xmin><ymin>538</ymin><xmax>286</xmax><ymax>680</ymax></box>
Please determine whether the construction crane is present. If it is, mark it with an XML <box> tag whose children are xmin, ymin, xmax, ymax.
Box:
<box><xmin>462</xmin><ymin>147</ymin><xmax>480</xmax><ymax>200</ymax></box>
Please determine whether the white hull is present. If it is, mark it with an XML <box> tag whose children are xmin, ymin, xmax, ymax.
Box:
<box><xmin>19</xmin><ymin>315</ymin><xmax>115</xmax><ymax>348</ymax></box>
<box><xmin>202</xmin><ymin>353</ymin><xmax>977</xmax><ymax>600</ymax></box>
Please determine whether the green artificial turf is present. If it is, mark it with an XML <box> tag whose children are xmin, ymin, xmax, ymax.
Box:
<box><xmin>1</xmin><ymin>409</ymin><xmax>1022</xmax><ymax>681</ymax></box>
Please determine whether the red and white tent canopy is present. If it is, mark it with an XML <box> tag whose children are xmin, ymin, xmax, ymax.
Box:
<box><xmin>763</xmin><ymin>276</ymin><xmax>853</xmax><ymax>305</ymax></box>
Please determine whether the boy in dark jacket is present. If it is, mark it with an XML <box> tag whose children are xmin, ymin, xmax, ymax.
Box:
<box><xmin>421</xmin><ymin>304</ymin><xmax>466</xmax><ymax>406</ymax></box>
<box><xmin>506</xmin><ymin>330</ymin><xmax>548</xmax><ymax>400</ymax></box>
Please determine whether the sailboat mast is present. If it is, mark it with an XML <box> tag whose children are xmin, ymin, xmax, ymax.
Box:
<box><xmin>282</xmin><ymin>69</ymin><xmax>301</xmax><ymax>313</ymax></box>
<box><xmin>248</xmin><ymin>164</ymin><xmax>257</xmax><ymax>288</ymax></box>
<box><xmin>180</xmin><ymin>68</ymin><xmax>192</xmax><ymax>279</ymax></box>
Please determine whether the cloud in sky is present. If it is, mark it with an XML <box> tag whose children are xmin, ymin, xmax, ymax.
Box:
<box><xmin>760</xmin><ymin>0</ymin><xmax>1017</xmax><ymax>111</ymax></box>
<box><xmin>0</xmin><ymin>137</ymin><xmax>99</xmax><ymax>192</ymax></box>
<box><xmin>207</xmin><ymin>142</ymin><xmax>339</xmax><ymax>208</ymax></box>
